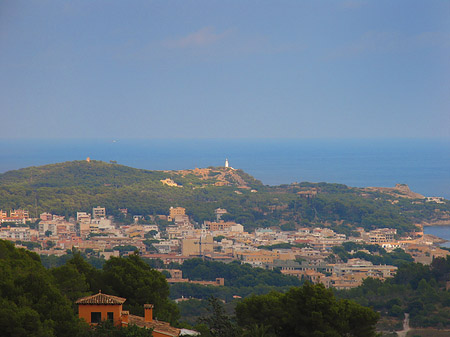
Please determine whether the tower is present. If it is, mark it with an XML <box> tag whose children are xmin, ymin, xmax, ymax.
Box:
<box><xmin>225</xmin><ymin>158</ymin><xmax>229</xmax><ymax>168</ymax></box>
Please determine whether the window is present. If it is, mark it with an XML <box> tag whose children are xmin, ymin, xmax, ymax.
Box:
<box><xmin>91</xmin><ymin>312</ymin><xmax>102</xmax><ymax>324</ymax></box>
<box><xmin>107</xmin><ymin>312</ymin><xmax>114</xmax><ymax>321</ymax></box>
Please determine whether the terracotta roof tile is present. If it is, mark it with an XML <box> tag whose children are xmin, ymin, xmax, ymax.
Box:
<box><xmin>128</xmin><ymin>314</ymin><xmax>180</xmax><ymax>336</ymax></box>
<box><xmin>76</xmin><ymin>292</ymin><xmax>126</xmax><ymax>305</ymax></box>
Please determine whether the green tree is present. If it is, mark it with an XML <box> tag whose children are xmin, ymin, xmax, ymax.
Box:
<box><xmin>198</xmin><ymin>297</ymin><xmax>240</xmax><ymax>337</ymax></box>
<box><xmin>236</xmin><ymin>283</ymin><xmax>379</xmax><ymax>337</ymax></box>
<box><xmin>100</xmin><ymin>253</ymin><xmax>179</xmax><ymax>324</ymax></box>
<box><xmin>0</xmin><ymin>240</ymin><xmax>81</xmax><ymax>337</ymax></box>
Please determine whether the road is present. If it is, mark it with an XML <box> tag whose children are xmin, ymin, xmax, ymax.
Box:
<box><xmin>396</xmin><ymin>313</ymin><xmax>410</xmax><ymax>337</ymax></box>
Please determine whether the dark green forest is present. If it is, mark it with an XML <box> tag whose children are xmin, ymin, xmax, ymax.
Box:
<box><xmin>236</xmin><ymin>284</ymin><xmax>380</xmax><ymax>337</ymax></box>
<box><xmin>1</xmin><ymin>161</ymin><xmax>449</xmax><ymax>233</ymax></box>
<box><xmin>0</xmin><ymin>240</ymin><xmax>170</xmax><ymax>337</ymax></box>
<box><xmin>170</xmin><ymin>258</ymin><xmax>302</xmax><ymax>302</ymax></box>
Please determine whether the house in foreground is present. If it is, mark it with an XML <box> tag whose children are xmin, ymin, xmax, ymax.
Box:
<box><xmin>76</xmin><ymin>291</ymin><xmax>183</xmax><ymax>337</ymax></box>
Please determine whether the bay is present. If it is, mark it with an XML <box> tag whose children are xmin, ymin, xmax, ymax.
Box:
<box><xmin>423</xmin><ymin>226</ymin><xmax>450</xmax><ymax>248</ymax></box>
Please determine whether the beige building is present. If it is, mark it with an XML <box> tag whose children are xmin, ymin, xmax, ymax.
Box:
<box><xmin>77</xmin><ymin>212</ymin><xmax>91</xmax><ymax>223</ymax></box>
<box><xmin>181</xmin><ymin>235</ymin><xmax>213</xmax><ymax>256</ymax></box>
<box><xmin>204</xmin><ymin>221</ymin><xmax>236</xmax><ymax>231</ymax></box>
<box><xmin>368</xmin><ymin>228</ymin><xmax>396</xmax><ymax>244</ymax></box>
<box><xmin>236</xmin><ymin>250</ymin><xmax>280</xmax><ymax>266</ymax></box>
<box><xmin>168</xmin><ymin>207</ymin><xmax>186</xmax><ymax>221</ymax></box>
<box><xmin>10</xmin><ymin>209</ymin><xmax>29</xmax><ymax>219</ymax></box>
<box><xmin>40</xmin><ymin>212</ymin><xmax>53</xmax><ymax>221</ymax></box>
<box><xmin>333</xmin><ymin>258</ymin><xmax>397</xmax><ymax>279</ymax></box>
<box><xmin>92</xmin><ymin>206</ymin><xmax>106</xmax><ymax>219</ymax></box>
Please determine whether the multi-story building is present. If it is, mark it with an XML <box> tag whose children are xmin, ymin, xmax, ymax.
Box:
<box><xmin>333</xmin><ymin>258</ymin><xmax>397</xmax><ymax>279</ymax></box>
<box><xmin>203</xmin><ymin>221</ymin><xmax>236</xmax><ymax>231</ymax></box>
<box><xmin>77</xmin><ymin>212</ymin><xmax>91</xmax><ymax>223</ymax></box>
<box><xmin>1</xmin><ymin>217</ymin><xmax>26</xmax><ymax>224</ymax></box>
<box><xmin>10</xmin><ymin>209</ymin><xmax>29</xmax><ymax>219</ymax></box>
<box><xmin>181</xmin><ymin>235</ymin><xmax>213</xmax><ymax>256</ymax></box>
<box><xmin>40</xmin><ymin>212</ymin><xmax>53</xmax><ymax>221</ymax></box>
<box><xmin>92</xmin><ymin>206</ymin><xmax>106</xmax><ymax>219</ymax></box>
<box><xmin>168</xmin><ymin>207</ymin><xmax>185</xmax><ymax>221</ymax></box>
<box><xmin>235</xmin><ymin>250</ymin><xmax>281</xmax><ymax>266</ymax></box>
<box><xmin>39</xmin><ymin>223</ymin><xmax>57</xmax><ymax>236</ymax></box>
<box><xmin>368</xmin><ymin>228</ymin><xmax>396</xmax><ymax>244</ymax></box>
<box><xmin>0</xmin><ymin>209</ymin><xmax>30</xmax><ymax>224</ymax></box>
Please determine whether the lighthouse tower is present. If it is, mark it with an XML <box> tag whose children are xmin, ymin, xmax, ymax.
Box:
<box><xmin>225</xmin><ymin>158</ymin><xmax>229</xmax><ymax>168</ymax></box>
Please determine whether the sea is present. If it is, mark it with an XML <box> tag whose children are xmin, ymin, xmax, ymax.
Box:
<box><xmin>423</xmin><ymin>226</ymin><xmax>450</xmax><ymax>248</ymax></box>
<box><xmin>1</xmin><ymin>138</ymin><xmax>449</xmax><ymax>196</ymax></box>
<box><xmin>1</xmin><ymin>138</ymin><xmax>450</xmax><ymax>243</ymax></box>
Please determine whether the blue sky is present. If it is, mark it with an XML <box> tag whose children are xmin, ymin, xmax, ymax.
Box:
<box><xmin>1</xmin><ymin>0</ymin><xmax>449</xmax><ymax>139</ymax></box>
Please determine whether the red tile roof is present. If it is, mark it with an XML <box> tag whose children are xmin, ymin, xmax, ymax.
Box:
<box><xmin>128</xmin><ymin>314</ymin><xmax>180</xmax><ymax>337</ymax></box>
<box><xmin>75</xmin><ymin>292</ymin><xmax>126</xmax><ymax>305</ymax></box>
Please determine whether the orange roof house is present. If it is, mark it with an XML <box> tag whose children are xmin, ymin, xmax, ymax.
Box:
<box><xmin>76</xmin><ymin>292</ymin><xmax>180</xmax><ymax>337</ymax></box>
<box><xmin>76</xmin><ymin>291</ymin><xmax>126</xmax><ymax>327</ymax></box>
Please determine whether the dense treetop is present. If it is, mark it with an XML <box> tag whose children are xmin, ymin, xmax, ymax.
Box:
<box><xmin>0</xmin><ymin>240</ymin><xmax>80</xmax><ymax>337</ymax></box>
<box><xmin>0</xmin><ymin>240</ymin><xmax>176</xmax><ymax>336</ymax></box>
<box><xmin>236</xmin><ymin>283</ymin><xmax>380</xmax><ymax>337</ymax></box>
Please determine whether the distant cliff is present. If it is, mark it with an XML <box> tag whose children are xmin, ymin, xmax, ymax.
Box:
<box><xmin>363</xmin><ymin>184</ymin><xmax>425</xmax><ymax>199</ymax></box>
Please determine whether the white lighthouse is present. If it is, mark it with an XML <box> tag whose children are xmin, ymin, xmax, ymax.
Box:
<box><xmin>225</xmin><ymin>158</ymin><xmax>229</xmax><ymax>168</ymax></box>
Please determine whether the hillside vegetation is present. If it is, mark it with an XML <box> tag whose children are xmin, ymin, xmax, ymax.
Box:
<box><xmin>338</xmin><ymin>256</ymin><xmax>450</xmax><ymax>329</ymax></box>
<box><xmin>1</xmin><ymin>160</ymin><xmax>449</xmax><ymax>233</ymax></box>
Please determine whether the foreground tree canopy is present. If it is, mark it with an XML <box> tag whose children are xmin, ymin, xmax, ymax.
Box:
<box><xmin>1</xmin><ymin>239</ymin><xmax>382</xmax><ymax>337</ymax></box>
<box><xmin>50</xmin><ymin>250</ymin><xmax>179</xmax><ymax>324</ymax></box>
<box><xmin>236</xmin><ymin>283</ymin><xmax>379</xmax><ymax>337</ymax></box>
<box><xmin>0</xmin><ymin>239</ymin><xmax>80</xmax><ymax>337</ymax></box>
<box><xmin>0</xmin><ymin>240</ymin><xmax>176</xmax><ymax>336</ymax></box>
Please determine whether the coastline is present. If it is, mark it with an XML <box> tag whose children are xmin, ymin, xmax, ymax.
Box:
<box><xmin>422</xmin><ymin>234</ymin><xmax>448</xmax><ymax>244</ymax></box>
<box><xmin>423</xmin><ymin>226</ymin><xmax>450</xmax><ymax>248</ymax></box>
<box><xmin>421</xmin><ymin>221</ymin><xmax>450</xmax><ymax>227</ymax></box>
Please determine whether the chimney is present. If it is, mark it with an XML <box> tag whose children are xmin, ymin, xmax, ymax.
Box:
<box><xmin>121</xmin><ymin>311</ymin><xmax>129</xmax><ymax>325</ymax></box>
<box><xmin>144</xmin><ymin>304</ymin><xmax>154</xmax><ymax>322</ymax></box>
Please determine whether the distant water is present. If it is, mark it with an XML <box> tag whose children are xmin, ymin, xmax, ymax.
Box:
<box><xmin>424</xmin><ymin>226</ymin><xmax>450</xmax><ymax>248</ymax></box>
<box><xmin>1</xmin><ymin>138</ymin><xmax>449</xmax><ymax>199</ymax></box>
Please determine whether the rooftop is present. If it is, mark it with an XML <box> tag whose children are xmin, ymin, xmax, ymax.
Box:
<box><xmin>75</xmin><ymin>291</ymin><xmax>126</xmax><ymax>305</ymax></box>
<box><xmin>128</xmin><ymin>314</ymin><xmax>180</xmax><ymax>336</ymax></box>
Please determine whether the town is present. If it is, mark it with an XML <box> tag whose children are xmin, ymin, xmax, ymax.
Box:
<box><xmin>1</xmin><ymin>203</ymin><xmax>447</xmax><ymax>292</ymax></box>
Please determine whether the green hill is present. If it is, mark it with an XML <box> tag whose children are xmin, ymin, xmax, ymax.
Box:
<box><xmin>0</xmin><ymin>160</ymin><xmax>263</xmax><ymax>189</ymax></box>
<box><xmin>0</xmin><ymin>160</ymin><xmax>449</xmax><ymax>233</ymax></box>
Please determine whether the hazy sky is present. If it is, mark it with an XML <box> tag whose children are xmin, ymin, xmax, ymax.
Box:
<box><xmin>1</xmin><ymin>0</ymin><xmax>449</xmax><ymax>139</ymax></box>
